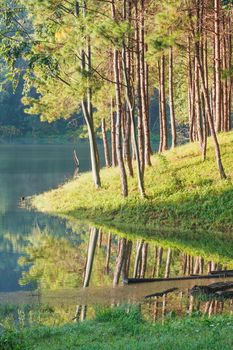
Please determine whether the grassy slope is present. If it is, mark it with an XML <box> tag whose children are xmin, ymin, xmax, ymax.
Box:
<box><xmin>4</xmin><ymin>311</ymin><xmax>233</xmax><ymax>350</ymax></box>
<box><xmin>32</xmin><ymin>132</ymin><xmax>233</xmax><ymax>235</ymax></box>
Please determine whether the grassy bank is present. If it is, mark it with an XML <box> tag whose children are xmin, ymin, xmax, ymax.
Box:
<box><xmin>1</xmin><ymin>307</ymin><xmax>233</xmax><ymax>350</ymax></box>
<box><xmin>31</xmin><ymin>132</ymin><xmax>233</xmax><ymax>235</ymax></box>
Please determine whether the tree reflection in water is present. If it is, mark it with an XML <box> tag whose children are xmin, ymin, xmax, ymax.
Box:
<box><xmin>17</xmin><ymin>225</ymin><xmax>233</xmax><ymax>323</ymax></box>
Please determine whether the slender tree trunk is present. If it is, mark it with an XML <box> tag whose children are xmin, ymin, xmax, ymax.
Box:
<box><xmin>114</xmin><ymin>50</ymin><xmax>128</xmax><ymax>196</ymax></box>
<box><xmin>160</xmin><ymin>54</ymin><xmax>168</xmax><ymax>151</ymax></box>
<box><xmin>227</xmin><ymin>15</ymin><xmax>232</xmax><ymax>131</ymax></box>
<box><xmin>112</xmin><ymin>0</ymin><xmax>128</xmax><ymax>197</ymax></box>
<box><xmin>194</xmin><ymin>57</ymin><xmax>204</xmax><ymax>157</ymax></box>
<box><xmin>188</xmin><ymin>37</ymin><xmax>195</xmax><ymax>142</ymax></box>
<box><xmin>222</xmin><ymin>16</ymin><xmax>228</xmax><ymax>132</ymax></box>
<box><xmin>195</xmin><ymin>49</ymin><xmax>226</xmax><ymax>179</ymax></box>
<box><xmin>214</xmin><ymin>0</ymin><xmax>221</xmax><ymax>132</ymax></box>
<box><xmin>79</xmin><ymin>30</ymin><xmax>101</xmax><ymax>188</ymax></box>
<box><xmin>188</xmin><ymin>7</ymin><xmax>227</xmax><ymax>179</ymax></box>
<box><xmin>110</xmin><ymin>99</ymin><xmax>117</xmax><ymax>167</ymax></box>
<box><xmin>140</xmin><ymin>0</ymin><xmax>151</xmax><ymax>166</ymax></box>
<box><xmin>168</xmin><ymin>46</ymin><xmax>177</xmax><ymax>148</ymax></box>
<box><xmin>122</xmin><ymin>46</ymin><xmax>145</xmax><ymax>197</ymax></box>
<box><xmin>158</xmin><ymin>61</ymin><xmax>164</xmax><ymax>153</ymax></box>
<box><xmin>101</xmin><ymin>118</ymin><xmax>111</xmax><ymax>168</ymax></box>
<box><xmin>135</xmin><ymin>0</ymin><xmax>145</xmax><ymax>175</ymax></box>
<box><xmin>81</xmin><ymin>100</ymin><xmax>101</xmax><ymax>188</ymax></box>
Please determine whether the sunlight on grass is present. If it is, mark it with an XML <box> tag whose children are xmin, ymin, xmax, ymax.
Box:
<box><xmin>31</xmin><ymin>132</ymin><xmax>233</xmax><ymax>234</ymax></box>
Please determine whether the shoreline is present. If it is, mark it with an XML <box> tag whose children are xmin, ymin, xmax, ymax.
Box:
<box><xmin>27</xmin><ymin>132</ymin><xmax>233</xmax><ymax>265</ymax></box>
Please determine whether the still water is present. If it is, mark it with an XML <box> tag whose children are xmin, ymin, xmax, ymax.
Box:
<box><xmin>0</xmin><ymin>142</ymin><xmax>233</xmax><ymax>323</ymax></box>
<box><xmin>0</xmin><ymin>142</ymin><xmax>99</xmax><ymax>292</ymax></box>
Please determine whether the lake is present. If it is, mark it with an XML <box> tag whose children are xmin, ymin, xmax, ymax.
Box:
<box><xmin>0</xmin><ymin>142</ymin><xmax>233</xmax><ymax>323</ymax></box>
<box><xmin>0</xmin><ymin>142</ymin><xmax>100</xmax><ymax>292</ymax></box>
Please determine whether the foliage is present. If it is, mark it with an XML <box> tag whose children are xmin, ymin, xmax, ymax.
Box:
<box><xmin>18</xmin><ymin>231</ymin><xmax>85</xmax><ymax>289</ymax></box>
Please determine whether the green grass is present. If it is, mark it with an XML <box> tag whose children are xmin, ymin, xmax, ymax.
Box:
<box><xmin>31</xmin><ymin>132</ymin><xmax>233</xmax><ymax>232</ymax></box>
<box><xmin>1</xmin><ymin>307</ymin><xmax>233</xmax><ymax>350</ymax></box>
<box><xmin>30</xmin><ymin>132</ymin><xmax>233</xmax><ymax>262</ymax></box>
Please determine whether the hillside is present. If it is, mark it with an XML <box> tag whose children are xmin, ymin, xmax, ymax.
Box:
<box><xmin>31</xmin><ymin>132</ymin><xmax>233</xmax><ymax>235</ymax></box>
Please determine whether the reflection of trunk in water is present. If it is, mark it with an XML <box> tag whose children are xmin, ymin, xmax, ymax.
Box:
<box><xmin>75</xmin><ymin>227</ymin><xmax>99</xmax><ymax>321</ymax></box>
<box><xmin>188</xmin><ymin>295</ymin><xmax>194</xmax><ymax>314</ymax></box>
<box><xmin>73</xmin><ymin>228</ymin><xmax>233</xmax><ymax>322</ymax></box>
<box><xmin>113</xmin><ymin>238</ymin><xmax>127</xmax><ymax>286</ymax></box>
<box><xmin>98</xmin><ymin>229</ymin><xmax>103</xmax><ymax>248</ymax></box>
<box><xmin>140</xmin><ymin>243</ymin><xmax>148</xmax><ymax>278</ymax></box>
<box><xmin>124</xmin><ymin>241</ymin><xmax>132</xmax><ymax>278</ymax></box>
<box><xmin>133</xmin><ymin>240</ymin><xmax>144</xmax><ymax>278</ymax></box>
<box><xmin>156</xmin><ymin>247</ymin><xmax>163</xmax><ymax>278</ymax></box>
<box><xmin>164</xmin><ymin>249</ymin><xmax>172</xmax><ymax>279</ymax></box>
<box><xmin>162</xmin><ymin>249</ymin><xmax>172</xmax><ymax>320</ymax></box>
<box><xmin>83</xmin><ymin>227</ymin><xmax>99</xmax><ymax>288</ymax></box>
<box><xmin>152</xmin><ymin>247</ymin><xmax>158</xmax><ymax>278</ymax></box>
<box><xmin>105</xmin><ymin>233</ymin><xmax>112</xmax><ymax>275</ymax></box>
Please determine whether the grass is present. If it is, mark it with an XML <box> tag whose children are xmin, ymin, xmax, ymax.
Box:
<box><xmin>30</xmin><ymin>132</ymin><xmax>233</xmax><ymax>264</ymax></box>
<box><xmin>1</xmin><ymin>306</ymin><xmax>233</xmax><ymax>350</ymax></box>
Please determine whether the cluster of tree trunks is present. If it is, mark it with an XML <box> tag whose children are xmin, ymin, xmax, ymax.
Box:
<box><xmin>98</xmin><ymin>0</ymin><xmax>231</xmax><ymax>194</ymax></box>
<box><xmin>72</xmin><ymin>0</ymin><xmax>233</xmax><ymax>194</ymax></box>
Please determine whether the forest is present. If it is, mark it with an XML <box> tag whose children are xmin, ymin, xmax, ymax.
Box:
<box><xmin>0</xmin><ymin>0</ymin><xmax>232</xmax><ymax>194</ymax></box>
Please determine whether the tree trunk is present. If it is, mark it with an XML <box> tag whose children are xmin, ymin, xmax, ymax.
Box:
<box><xmin>101</xmin><ymin>118</ymin><xmax>111</xmax><ymax>168</ymax></box>
<box><xmin>111</xmin><ymin>98</ymin><xmax>117</xmax><ymax>167</ymax></box>
<box><xmin>160</xmin><ymin>54</ymin><xmax>168</xmax><ymax>151</ymax></box>
<box><xmin>135</xmin><ymin>0</ymin><xmax>145</xmax><ymax>175</ymax></box>
<box><xmin>122</xmin><ymin>46</ymin><xmax>145</xmax><ymax>197</ymax></box>
<box><xmin>195</xmin><ymin>48</ymin><xmax>226</xmax><ymax>179</ymax></box>
<box><xmin>140</xmin><ymin>0</ymin><xmax>151</xmax><ymax>166</ymax></box>
<box><xmin>188</xmin><ymin>37</ymin><xmax>195</xmax><ymax>142</ymax></box>
<box><xmin>158</xmin><ymin>61</ymin><xmax>163</xmax><ymax>153</ymax></box>
<box><xmin>112</xmin><ymin>0</ymin><xmax>128</xmax><ymax>197</ymax></box>
<box><xmin>214</xmin><ymin>0</ymin><xmax>221</xmax><ymax>132</ymax></box>
<box><xmin>114</xmin><ymin>49</ymin><xmax>128</xmax><ymax>197</ymax></box>
<box><xmin>168</xmin><ymin>46</ymin><xmax>177</xmax><ymax>148</ymax></box>
<box><xmin>81</xmin><ymin>100</ymin><xmax>101</xmax><ymax>188</ymax></box>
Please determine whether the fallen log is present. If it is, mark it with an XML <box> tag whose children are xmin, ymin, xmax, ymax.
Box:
<box><xmin>210</xmin><ymin>269</ymin><xmax>233</xmax><ymax>275</ymax></box>
<box><xmin>144</xmin><ymin>287</ymin><xmax>178</xmax><ymax>299</ymax></box>
<box><xmin>124</xmin><ymin>272</ymin><xmax>233</xmax><ymax>285</ymax></box>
